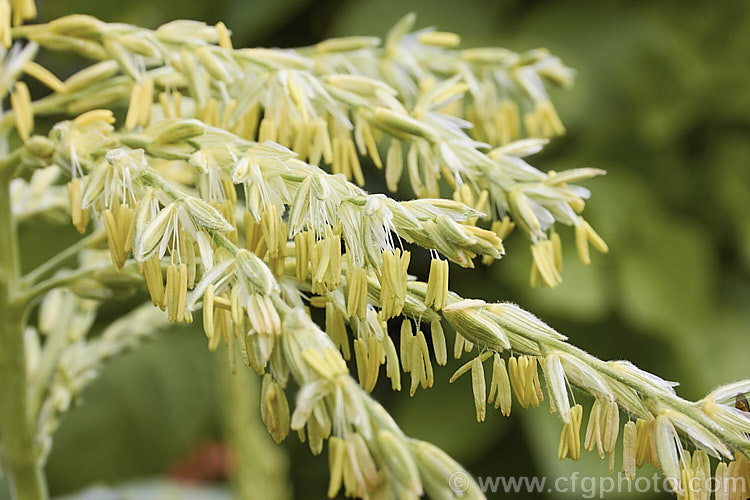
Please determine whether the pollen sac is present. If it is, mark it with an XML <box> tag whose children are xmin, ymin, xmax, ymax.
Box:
<box><xmin>103</xmin><ymin>203</ymin><xmax>134</xmax><ymax>272</ymax></box>
<box><xmin>260</xmin><ymin>374</ymin><xmax>290</xmax><ymax>444</ymax></box>
<box><xmin>378</xmin><ymin>248</ymin><xmax>409</xmax><ymax>320</ymax></box>
<box><xmin>424</xmin><ymin>258</ymin><xmax>449</xmax><ymax>311</ymax></box>
<box><xmin>66</xmin><ymin>178</ymin><xmax>89</xmax><ymax>233</ymax></box>
<box><xmin>558</xmin><ymin>404</ymin><xmax>583</xmax><ymax>461</ymax></box>
<box><xmin>310</xmin><ymin>231</ymin><xmax>342</xmax><ymax>294</ymax></box>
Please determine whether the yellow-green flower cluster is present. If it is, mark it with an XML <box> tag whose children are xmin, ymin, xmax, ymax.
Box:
<box><xmin>5</xmin><ymin>12</ymin><xmax>607</xmax><ymax>286</ymax></box>
<box><xmin>4</xmin><ymin>6</ymin><xmax>750</xmax><ymax>500</ymax></box>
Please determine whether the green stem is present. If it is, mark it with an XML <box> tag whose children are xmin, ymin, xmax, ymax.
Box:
<box><xmin>0</xmin><ymin>170</ymin><xmax>47</xmax><ymax>499</ymax></box>
<box><xmin>21</xmin><ymin>228</ymin><xmax>106</xmax><ymax>286</ymax></box>
<box><xmin>14</xmin><ymin>263</ymin><xmax>112</xmax><ymax>309</ymax></box>
<box><xmin>0</xmin><ymin>146</ymin><xmax>24</xmax><ymax>179</ymax></box>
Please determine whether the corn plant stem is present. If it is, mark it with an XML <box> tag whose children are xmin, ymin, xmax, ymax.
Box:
<box><xmin>14</xmin><ymin>264</ymin><xmax>109</xmax><ymax>309</ymax></box>
<box><xmin>21</xmin><ymin>228</ymin><xmax>106</xmax><ymax>286</ymax></box>
<box><xmin>0</xmin><ymin>169</ymin><xmax>47</xmax><ymax>500</ymax></box>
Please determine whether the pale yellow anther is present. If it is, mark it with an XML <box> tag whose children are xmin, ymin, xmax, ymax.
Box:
<box><xmin>715</xmin><ymin>462</ymin><xmax>729</xmax><ymax>500</ymax></box>
<box><xmin>361</xmin><ymin>119</ymin><xmax>382</xmax><ymax>168</ymax></box>
<box><xmin>508</xmin><ymin>355</ymin><xmax>542</xmax><ymax>408</ymax></box>
<box><xmin>139</xmin><ymin>77</ymin><xmax>154</xmax><ymax>127</ymax></box>
<box><xmin>558</xmin><ymin>404</ymin><xmax>583</xmax><ymax>461</ymax></box>
<box><xmin>509</xmin><ymin>187</ymin><xmax>540</xmax><ymax>233</ymax></box>
<box><xmin>622</xmin><ymin>420</ymin><xmax>637</xmax><ymax>480</ymax></box>
<box><xmin>384</xmin><ymin>140</ymin><xmax>404</xmax><ymax>192</ymax></box>
<box><xmin>430</xmin><ymin>320</ymin><xmax>447</xmax><ymax>366</ymax></box>
<box><xmin>383</xmin><ymin>334</ymin><xmax>401</xmax><ymax>391</ymax></box>
<box><xmin>353</xmin><ymin>337</ymin><xmax>381</xmax><ymax>393</ymax></box>
<box><xmin>378</xmin><ymin>248</ymin><xmax>409</xmax><ymax>319</ymax></box>
<box><xmin>417</xmin><ymin>31</ymin><xmax>461</xmax><ymax>47</ymax></box>
<box><xmin>217</xmin><ymin>97</ymin><xmax>236</xmax><ymax>129</ymax></box>
<box><xmin>211</xmin><ymin>306</ymin><xmax>229</xmax><ymax>351</ymax></box>
<box><xmin>327</xmin><ymin>437</ymin><xmax>346</xmax><ymax>498</ymax></box>
<box><xmin>103</xmin><ymin>203</ymin><xmax>134</xmax><ymax>272</ymax></box>
<box><xmin>416</xmin><ymin>331</ymin><xmax>433</xmax><ymax>389</ymax></box>
<box><xmin>200</xmin><ymin>98</ymin><xmax>219</xmax><ymax>126</ymax></box>
<box><xmin>10</xmin><ymin>81</ymin><xmax>33</xmax><ymax>140</ymax></box>
<box><xmin>584</xmin><ymin>399</ymin><xmax>605</xmax><ymax>458</ymax></box>
<box><xmin>550</xmin><ymin>232</ymin><xmax>563</xmax><ymax>274</ymax></box>
<box><xmin>260</xmin><ymin>205</ymin><xmax>281</xmax><ymax>257</ymax></box>
<box><xmin>23</xmin><ymin>61</ymin><xmax>65</xmax><ymax>92</ymax></box>
<box><xmin>11</xmin><ymin>0</ymin><xmax>36</xmax><ymax>27</ymax></box>
<box><xmin>311</xmin><ymin>232</ymin><xmax>342</xmax><ymax>294</ymax></box>
<box><xmin>166</xmin><ymin>262</ymin><xmax>179</xmax><ymax>322</ymax></box>
<box><xmin>531</xmin><ymin>240</ymin><xmax>562</xmax><ymax>288</ymax></box>
<box><xmin>215</xmin><ymin>21</ymin><xmax>233</xmax><ymax>50</ymax></box>
<box><xmin>124</xmin><ymin>82</ymin><xmax>142</xmax><ymax>130</ymax></box>
<box><xmin>635</xmin><ymin>418</ymin><xmax>658</xmax><ymax>468</ymax></box>
<box><xmin>471</xmin><ymin>356</ymin><xmax>487</xmax><ymax>422</ymax></box>
<box><xmin>158</xmin><ymin>92</ymin><xmax>172</xmax><ymax>119</ymax></box>
<box><xmin>74</xmin><ymin>109</ymin><xmax>116</xmax><ymax>127</ymax></box>
<box><xmin>399</xmin><ymin>319</ymin><xmax>413</xmax><ymax>373</ymax></box>
<box><xmin>66</xmin><ymin>178</ymin><xmax>89</xmax><ymax>234</ymax></box>
<box><xmin>174</xmin><ymin>263</ymin><xmax>190</xmax><ymax>323</ymax></box>
<box><xmin>537</xmin><ymin>100</ymin><xmax>565</xmax><ymax>137</ymax></box>
<box><xmin>690</xmin><ymin>450</ymin><xmax>710</xmax><ymax>500</ymax></box>
<box><xmin>424</xmin><ymin>258</ymin><xmax>449</xmax><ymax>310</ymax></box>
<box><xmin>585</xmin><ymin>220</ymin><xmax>609</xmax><ymax>254</ymax></box>
<box><xmin>303</xmin><ymin>348</ymin><xmax>348</xmax><ymax>381</ymax></box>
<box><xmin>259</xmin><ymin>118</ymin><xmax>277</xmax><ymax>143</ymax></box>
<box><xmin>294</xmin><ymin>231</ymin><xmax>311</xmax><ymax>283</ymax></box>
<box><xmin>172</xmin><ymin>90</ymin><xmax>183</xmax><ymax>117</ymax></box>
<box><xmin>498</xmin><ymin>99</ymin><xmax>521</xmax><ymax>144</ymax></box>
<box><xmin>64</xmin><ymin>60</ymin><xmax>119</xmax><ymax>93</ymax></box>
<box><xmin>308</xmin><ymin>118</ymin><xmax>331</xmax><ymax>166</ymax></box>
<box><xmin>576</xmin><ymin>216</ymin><xmax>609</xmax><ymax>265</ymax></box>
<box><xmin>142</xmin><ymin>254</ymin><xmax>165</xmax><ymax>310</ymax></box>
<box><xmin>489</xmin><ymin>354</ymin><xmax>512</xmax><ymax>416</ymax></box>
<box><xmin>346</xmin><ymin>267</ymin><xmax>368</xmax><ymax>321</ymax></box>
<box><xmin>0</xmin><ymin>1</ymin><xmax>10</xmax><ymax>48</ymax></box>
<box><xmin>202</xmin><ymin>283</ymin><xmax>215</xmax><ymax>340</ymax></box>
<box><xmin>325</xmin><ymin>300</ymin><xmax>350</xmax><ymax>360</ymax></box>
<box><xmin>453</xmin><ymin>331</ymin><xmax>466</xmax><ymax>360</ymax></box>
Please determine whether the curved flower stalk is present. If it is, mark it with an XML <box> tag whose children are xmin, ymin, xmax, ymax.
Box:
<box><xmin>33</xmin><ymin>111</ymin><xmax>750</xmax><ymax>498</ymax></box>
<box><xmin>297</xmin><ymin>260</ymin><xmax>750</xmax><ymax>497</ymax></box>
<box><xmin>418</xmin><ymin>289</ymin><xmax>750</xmax><ymax>496</ymax></box>
<box><xmin>7</xmin><ymin>13</ymin><xmax>606</xmax><ymax>286</ymax></box>
<box><xmin>1</xmin><ymin>3</ymin><xmax>747</xmax><ymax>500</ymax></box>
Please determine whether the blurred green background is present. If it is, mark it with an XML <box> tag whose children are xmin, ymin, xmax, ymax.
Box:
<box><xmin>5</xmin><ymin>0</ymin><xmax>750</xmax><ymax>498</ymax></box>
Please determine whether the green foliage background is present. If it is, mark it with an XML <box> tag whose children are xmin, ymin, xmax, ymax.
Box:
<box><xmin>3</xmin><ymin>1</ymin><xmax>750</xmax><ymax>498</ymax></box>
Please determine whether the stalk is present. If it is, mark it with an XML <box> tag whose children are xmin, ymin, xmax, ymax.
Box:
<box><xmin>0</xmin><ymin>170</ymin><xmax>47</xmax><ymax>499</ymax></box>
